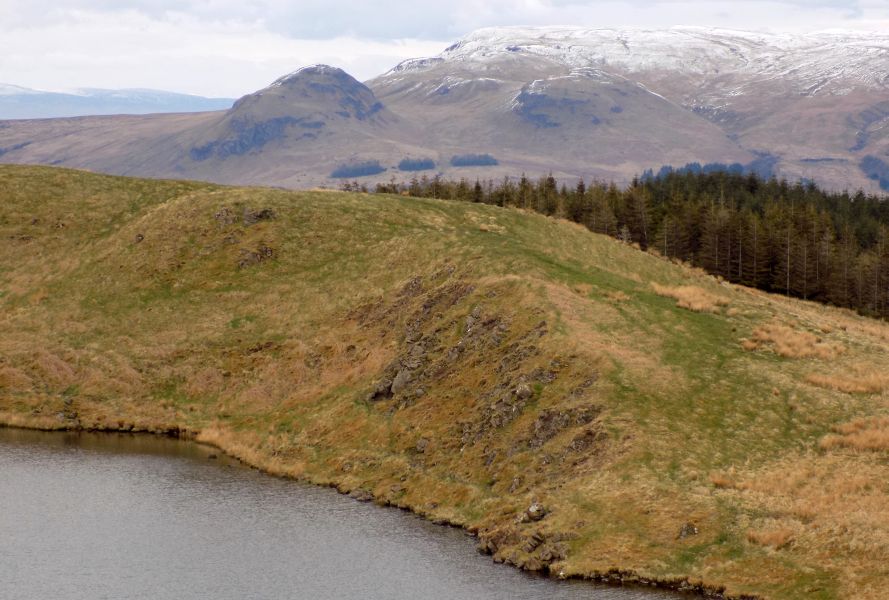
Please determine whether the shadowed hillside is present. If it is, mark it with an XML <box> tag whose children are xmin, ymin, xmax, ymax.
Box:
<box><xmin>2</xmin><ymin>166</ymin><xmax>889</xmax><ymax>599</ymax></box>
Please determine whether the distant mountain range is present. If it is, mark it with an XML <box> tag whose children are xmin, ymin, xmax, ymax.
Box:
<box><xmin>0</xmin><ymin>84</ymin><xmax>234</xmax><ymax>119</ymax></box>
<box><xmin>1</xmin><ymin>27</ymin><xmax>888</xmax><ymax>192</ymax></box>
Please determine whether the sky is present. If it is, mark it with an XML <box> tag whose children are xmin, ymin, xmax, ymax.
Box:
<box><xmin>1</xmin><ymin>0</ymin><xmax>887</xmax><ymax>97</ymax></box>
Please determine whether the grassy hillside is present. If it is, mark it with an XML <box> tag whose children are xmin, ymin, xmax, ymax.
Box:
<box><xmin>2</xmin><ymin>165</ymin><xmax>889</xmax><ymax>600</ymax></box>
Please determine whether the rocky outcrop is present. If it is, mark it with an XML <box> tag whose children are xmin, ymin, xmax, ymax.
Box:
<box><xmin>237</xmin><ymin>245</ymin><xmax>275</xmax><ymax>268</ymax></box>
<box><xmin>525</xmin><ymin>405</ymin><xmax>600</xmax><ymax>449</ymax></box>
<box><xmin>190</xmin><ymin>116</ymin><xmax>311</xmax><ymax>160</ymax></box>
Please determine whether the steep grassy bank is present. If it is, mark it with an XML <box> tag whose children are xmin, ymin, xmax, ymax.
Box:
<box><xmin>2</xmin><ymin>165</ymin><xmax>889</xmax><ymax>599</ymax></box>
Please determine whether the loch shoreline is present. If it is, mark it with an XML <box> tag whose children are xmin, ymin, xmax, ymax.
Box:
<box><xmin>0</xmin><ymin>414</ymin><xmax>757</xmax><ymax>600</ymax></box>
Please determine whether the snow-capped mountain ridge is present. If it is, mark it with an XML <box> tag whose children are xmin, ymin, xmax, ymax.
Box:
<box><xmin>390</xmin><ymin>26</ymin><xmax>889</xmax><ymax>96</ymax></box>
<box><xmin>3</xmin><ymin>29</ymin><xmax>889</xmax><ymax>194</ymax></box>
<box><xmin>269</xmin><ymin>64</ymin><xmax>349</xmax><ymax>87</ymax></box>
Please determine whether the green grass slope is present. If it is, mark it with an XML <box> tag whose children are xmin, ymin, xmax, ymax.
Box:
<box><xmin>2</xmin><ymin>165</ymin><xmax>889</xmax><ymax>599</ymax></box>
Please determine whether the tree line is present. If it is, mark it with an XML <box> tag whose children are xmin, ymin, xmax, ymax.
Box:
<box><xmin>340</xmin><ymin>171</ymin><xmax>889</xmax><ymax>319</ymax></box>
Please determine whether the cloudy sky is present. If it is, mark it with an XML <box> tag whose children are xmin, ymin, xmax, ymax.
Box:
<box><xmin>1</xmin><ymin>0</ymin><xmax>887</xmax><ymax>97</ymax></box>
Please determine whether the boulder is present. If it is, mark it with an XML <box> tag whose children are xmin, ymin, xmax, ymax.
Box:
<box><xmin>525</xmin><ymin>502</ymin><xmax>547</xmax><ymax>522</ymax></box>
<box><xmin>349</xmin><ymin>489</ymin><xmax>373</xmax><ymax>502</ymax></box>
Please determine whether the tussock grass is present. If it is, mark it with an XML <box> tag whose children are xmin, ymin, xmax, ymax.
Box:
<box><xmin>651</xmin><ymin>282</ymin><xmax>729</xmax><ymax>313</ymax></box>
<box><xmin>0</xmin><ymin>366</ymin><xmax>32</xmax><ymax>389</ymax></box>
<box><xmin>740</xmin><ymin>338</ymin><xmax>760</xmax><ymax>352</ymax></box>
<box><xmin>806</xmin><ymin>370</ymin><xmax>889</xmax><ymax>395</ymax></box>
<box><xmin>708</xmin><ymin>471</ymin><xmax>737</xmax><ymax>489</ymax></box>
<box><xmin>821</xmin><ymin>417</ymin><xmax>889</xmax><ymax>452</ymax></box>
<box><xmin>744</xmin><ymin>323</ymin><xmax>844</xmax><ymax>359</ymax></box>
<box><xmin>747</xmin><ymin>527</ymin><xmax>795</xmax><ymax>549</ymax></box>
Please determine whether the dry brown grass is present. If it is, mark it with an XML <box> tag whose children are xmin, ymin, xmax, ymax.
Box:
<box><xmin>651</xmin><ymin>283</ymin><xmax>729</xmax><ymax>313</ymax></box>
<box><xmin>806</xmin><ymin>369</ymin><xmax>889</xmax><ymax>395</ymax></box>
<box><xmin>831</xmin><ymin>314</ymin><xmax>889</xmax><ymax>343</ymax></box>
<box><xmin>820</xmin><ymin>417</ymin><xmax>889</xmax><ymax>452</ymax></box>
<box><xmin>744</xmin><ymin>323</ymin><xmax>843</xmax><ymax>359</ymax></box>
<box><xmin>606</xmin><ymin>290</ymin><xmax>630</xmax><ymax>302</ymax></box>
<box><xmin>0</xmin><ymin>366</ymin><xmax>32</xmax><ymax>390</ymax></box>
<box><xmin>740</xmin><ymin>339</ymin><xmax>759</xmax><ymax>352</ymax></box>
<box><xmin>747</xmin><ymin>527</ymin><xmax>795</xmax><ymax>549</ymax></box>
<box><xmin>0</xmin><ymin>410</ymin><xmax>68</xmax><ymax>430</ymax></box>
<box><xmin>478</xmin><ymin>223</ymin><xmax>506</xmax><ymax>234</ymax></box>
<box><xmin>183</xmin><ymin>367</ymin><xmax>226</xmax><ymax>398</ymax></box>
<box><xmin>724</xmin><ymin>454</ymin><xmax>889</xmax><ymax>599</ymax></box>
<box><xmin>197</xmin><ymin>425</ymin><xmax>308</xmax><ymax>479</ymax></box>
<box><xmin>708</xmin><ymin>471</ymin><xmax>736</xmax><ymax>489</ymax></box>
<box><xmin>572</xmin><ymin>283</ymin><xmax>593</xmax><ymax>296</ymax></box>
<box><xmin>31</xmin><ymin>350</ymin><xmax>76</xmax><ymax>387</ymax></box>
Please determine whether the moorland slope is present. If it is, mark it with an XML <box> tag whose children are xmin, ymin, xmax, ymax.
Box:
<box><xmin>2</xmin><ymin>166</ymin><xmax>889</xmax><ymax>599</ymax></box>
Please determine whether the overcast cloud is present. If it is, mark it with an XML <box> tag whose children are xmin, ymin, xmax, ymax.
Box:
<box><xmin>1</xmin><ymin>0</ymin><xmax>887</xmax><ymax>97</ymax></box>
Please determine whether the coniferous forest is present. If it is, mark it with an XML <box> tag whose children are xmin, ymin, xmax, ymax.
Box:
<box><xmin>345</xmin><ymin>171</ymin><xmax>889</xmax><ymax>319</ymax></box>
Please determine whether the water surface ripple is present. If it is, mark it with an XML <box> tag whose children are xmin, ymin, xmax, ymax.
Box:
<box><xmin>0</xmin><ymin>428</ymin><xmax>678</xmax><ymax>600</ymax></box>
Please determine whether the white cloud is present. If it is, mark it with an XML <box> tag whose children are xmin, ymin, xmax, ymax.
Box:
<box><xmin>0</xmin><ymin>1</ymin><xmax>886</xmax><ymax>97</ymax></box>
<box><xmin>0</xmin><ymin>9</ymin><xmax>447</xmax><ymax>96</ymax></box>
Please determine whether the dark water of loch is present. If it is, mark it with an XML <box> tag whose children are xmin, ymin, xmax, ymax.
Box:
<box><xmin>0</xmin><ymin>428</ymin><xmax>678</xmax><ymax>600</ymax></box>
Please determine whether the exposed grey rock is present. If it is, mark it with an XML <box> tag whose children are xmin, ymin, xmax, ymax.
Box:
<box><xmin>366</xmin><ymin>379</ymin><xmax>393</xmax><ymax>402</ymax></box>
<box><xmin>527</xmin><ymin>405</ymin><xmax>601</xmax><ymax>449</ymax></box>
<box><xmin>237</xmin><ymin>245</ymin><xmax>275</xmax><ymax>268</ymax></box>
<box><xmin>521</xmin><ymin>531</ymin><xmax>545</xmax><ymax>553</ymax></box>
<box><xmin>525</xmin><ymin>502</ymin><xmax>547</xmax><ymax>522</ymax></box>
<box><xmin>678</xmin><ymin>522</ymin><xmax>699</xmax><ymax>539</ymax></box>
<box><xmin>349</xmin><ymin>489</ymin><xmax>373</xmax><ymax>502</ymax></box>
<box><xmin>214</xmin><ymin>207</ymin><xmax>237</xmax><ymax>226</ymax></box>
<box><xmin>390</xmin><ymin>368</ymin><xmax>413</xmax><ymax>394</ymax></box>
<box><xmin>242</xmin><ymin>208</ymin><xmax>275</xmax><ymax>225</ymax></box>
<box><xmin>538</xmin><ymin>542</ymin><xmax>567</xmax><ymax>562</ymax></box>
